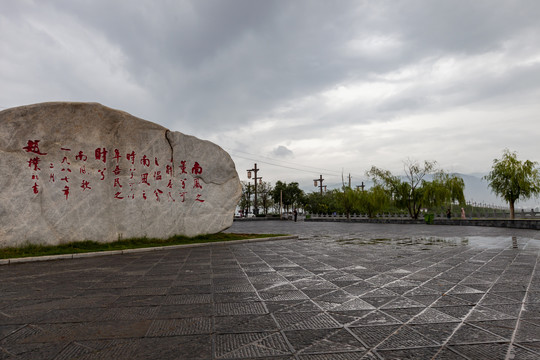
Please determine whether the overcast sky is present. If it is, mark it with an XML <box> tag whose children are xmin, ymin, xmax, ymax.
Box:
<box><xmin>2</xmin><ymin>0</ymin><xmax>540</xmax><ymax>193</ymax></box>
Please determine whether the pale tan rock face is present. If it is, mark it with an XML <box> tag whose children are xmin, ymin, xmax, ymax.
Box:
<box><xmin>0</xmin><ymin>102</ymin><xmax>241</xmax><ymax>247</ymax></box>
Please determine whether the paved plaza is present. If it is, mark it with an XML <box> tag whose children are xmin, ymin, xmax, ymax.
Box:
<box><xmin>1</xmin><ymin>221</ymin><xmax>540</xmax><ymax>359</ymax></box>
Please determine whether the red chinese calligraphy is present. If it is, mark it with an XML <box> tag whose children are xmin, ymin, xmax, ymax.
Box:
<box><xmin>126</xmin><ymin>151</ymin><xmax>136</xmax><ymax>164</ymax></box>
<box><xmin>141</xmin><ymin>173</ymin><xmax>150</xmax><ymax>186</ymax></box>
<box><xmin>140</xmin><ymin>155</ymin><xmax>150</xmax><ymax>167</ymax></box>
<box><xmin>195</xmin><ymin>194</ymin><xmax>205</xmax><ymax>203</ymax></box>
<box><xmin>114</xmin><ymin>192</ymin><xmax>124</xmax><ymax>199</ymax></box>
<box><xmin>95</xmin><ymin>148</ymin><xmax>108</xmax><ymax>163</ymax></box>
<box><xmin>192</xmin><ymin>162</ymin><xmax>203</xmax><ymax>175</ymax></box>
<box><xmin>63</xmin><ymin>186</ymin><xmax>70</xmax><ymax>200</ymax></box>
<box><xmin>179</xmin><ymin>191</ymin><xmax>187</xmax><ymax>202</ymax></box>
<box><xmin>113</xmin><ymin>178</ymin><xmax>122</xmax><ymax>187</ymax></box>
<box><xmin>81</xmin><ymin>180</ymin><xmax>91</xmax><ymax>191</ymax></box>
<box><xmin>113</xmin><ymin>149</ymin><xmax>122</xmax><ymax>163</ymax></box>
<box><xmin>28</xmin><ymin>157</ymin><xmax>41</xmax><ymax>171</ymax></box>
<box><xmin>23</xmin><ymin>140</ymin><xmax>47</xmax><ymax>155</ymax></box>
<box><xmin>179</xmin><ymin>161</ymin><xmax>187</xmax><ymax>174</ymax></box>
<box><xmin>75</xmin><ymin>151</ymin><xmax>88</xmax><ymax>161</ymax></box>
<box><xmin>193</xmin><ymin>178</ymin><xmax>203</xmax><ymax>189</ymax></box>
<box><xmin>154</xmin><ymin>189</ymin><xmax>163</xmax><ymax>201</ymax></box>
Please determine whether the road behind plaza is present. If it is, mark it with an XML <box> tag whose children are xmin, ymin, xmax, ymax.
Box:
<box><xmin>1</xmin><ymin>221</ymin><xmax>539</xmax><ymax>359</ymax></box>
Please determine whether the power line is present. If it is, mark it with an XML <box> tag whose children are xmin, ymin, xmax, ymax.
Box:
<box><xmin>230</xmin><ymin>153</ymin><xmax>340</xmax><ymax>177</ymax></box>
<box><xmin>227</xmin><ymin>148</ymin><xmax>366</xmax><ymax>180</ymax></box>
<box><xmin>227</xmin><ymin>148</ymin><xmax>343</xmax><ymax>175</ymax></box>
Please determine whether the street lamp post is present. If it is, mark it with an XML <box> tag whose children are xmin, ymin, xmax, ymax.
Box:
<box><xmin>314</xmin><ymin>175</ymin><xmax>324</xmax><ymax>195</ymax></box>
<box><xmin>247</xmin><ymin>163</ymin><xmax>262</xmax><ymax>215</ymax></box>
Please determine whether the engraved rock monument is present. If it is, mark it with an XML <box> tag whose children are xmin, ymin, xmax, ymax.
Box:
<box><xmin>0</xmin><ymin>102</ymin><xmax>242</xmax><ymax>247</ymax></box>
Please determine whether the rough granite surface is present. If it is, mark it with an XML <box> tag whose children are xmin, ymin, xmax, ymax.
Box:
<box><xmin>0</xmin><ymin>102</ymin><xmax>241</xmax><ymax>247</ymax></box>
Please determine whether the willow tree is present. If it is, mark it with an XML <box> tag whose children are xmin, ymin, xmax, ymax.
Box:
<box><xmin>484</xmin><ymin>149</ymin><xmax>540</xmax><ymax>219</ymax></box>
<box><xmin>424</xmin><ymin>172</ymin><xmax>466</xmax><ymax>213</ymax></box>
<box><xmin>367</xmin><ymin>159</ymin><xmax>437</xmax><ymax>219</ymax></box>
<box><xmin>367</xmin><ymin>159</ymin><xmax>465</xmax><ymax>219</ymax></box>
<box><xmin>359</xmin><ymin>185</ymin><xmax>389</xmax><ymax>218</ymax></box>
<box><xmin>336</xmin><ymin>187</ymin><xmax>362</xmax><ymax>219</ymax></box>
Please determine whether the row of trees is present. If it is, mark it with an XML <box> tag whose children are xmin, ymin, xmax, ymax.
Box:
<box><xmin>238</xmin><ymin>150</ymin><xmax>540</xmax><ymax>220</ymax></box>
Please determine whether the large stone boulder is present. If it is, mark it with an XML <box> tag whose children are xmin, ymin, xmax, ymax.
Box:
<box><xmin>0</xmin><ymin>102</ymin><xmax>242</xmax><ymax>248</ymax></box>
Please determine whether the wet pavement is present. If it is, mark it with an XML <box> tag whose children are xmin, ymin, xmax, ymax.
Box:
<box><xmin>1</xmin><ymin>221</ymin><xmax>539</xmax><ymax>359</ymax></box>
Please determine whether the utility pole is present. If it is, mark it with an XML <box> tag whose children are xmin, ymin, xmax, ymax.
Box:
<box><xmin>314</xmin><ymin>175</ymin><xmax>324</xmax><ymax>195</ymax></box>
<box><xmin>356</xmin><ymin>182</ymin><xmax>365</xmax><ymax>191</ymax></box>
<box><xmin>348</xmin><ymin>173</ymin><xmax>352</xmax><ymax>188</ymax></box>
<box><xmin>247</xmin><ymin>164</ymin><xmax>262</xmax><ymax>215</ymax></box>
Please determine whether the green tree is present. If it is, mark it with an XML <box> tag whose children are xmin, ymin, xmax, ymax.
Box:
<box><xmin>484</xmin><ymin>149</ymin><xmax>540</xmax><ymax>219</ymax></box>
<box><xmin>336</xmin><ymin>187</ymin><xmax>361</xmax><ymax>219</ymax></box>
<box><xmin>304</xmin><ymin>191</ymin><xmax>331</xmax><ymax>214</ymax></box>
<box><xmin>367</xmin><ymin>159</ymin><xmax>464</xmax><ymax>219</ymax></box>
<box><xmin>271</xmin><ymin>181</ymin><xmax>305</xmax><ymax>214</ymax></box>
<box><xmin>423</xmin><ymin>172</ymin><xmax>466</xmax><ymax>213</ymax></box>
<box><xmin>359</xmin><ymin>185</ymin><xmax>390</xmax><ymax>218</ymax></box>
<box><xmin>238</xmin><ymin>181</ymin><xmax>253</xmax><ymax>216</ymax></box>
<box><xmin>258</xmin><ymin>181</ymin><xmax>274</xmax><ymax>215</ymax></box>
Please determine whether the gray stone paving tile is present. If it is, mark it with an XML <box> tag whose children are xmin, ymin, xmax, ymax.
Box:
<box><xmin>259</xmin><ymin>290</ymin><xmax>309</xmax><ymax>302</ymax></box>
<box><xmin>297</xmin><ymin>352</ymin><xmax>371</xmax><ymax>360</ymax></box>
<box><xmin>432</xmin><ymin>347</ymin><xmax>469</xmax><ymax>359</ymax></box>
<box><xmin>157</xmin><ymin>303</ymin><xmax>213</xmax><ymax>319</ymax></box>
<box><xmin>465</xmin><ymin>305</ymin><xmax>516</xmax><ymax>321</ymax></box>
<box><xmin>162</xmin><ymin>294</ymin><xmax>212</xmax><ymax>305</ymax></box>
<box><xmin>348</xmin><ymin>325</ymin><xmax>401</xmax><ymax>347</ymax></box>
<box><xmin>349</xmin><ymin>311</ymin><xmax>401</xmax><ymax>327</ymax></box>
<box><xmin>215</xmin><ymin>314</ymin><xmax>279</xmax><ymax>333</ymax></box>
<box><xmin>274</xmin><ymin>311</ymin><xmax>341</xmax><ymax>330</ymax></box>
<box><xmin>376</xmin><ymin>326</ymin><xmax>438</xmax><ymax>350</ymax></box>
<box><xmin>215</xmin><ymin>332</ymin><xmax>292</xmax><ymax>359</ymax></box>
<box><xmin>215</xmin><ymin>302</ymin><xmax>267</xmax><ymax>315</ymax></box>
<box><xmin>447</xmin><ymin>323</ymin><xmax>507</xmax><ymax>344</ymax></box>
<box><xmin>516</xmin><ymin>341</ymin><xmax>540</xmax><ymax>356</ymax></box>
<box><xmin>448</xmin><ymin>342</ymin><xmax>511</xmax><ymax>360</ymax></box>
<box><xmin>146</xmin><ymin>318</ymin><xmax>212</xmax><ymax>336</ymax></box>
<box><xmin>266</xmin><ymin>300</ymin><xmax>322</xmax><ymax>313</ymax></box>
<box><xmin>130</xmin><ymin>335</ymin><xmax>212</xmax><ymax>360</ymax></box>
<box><xmin>112</xmin><ymin>295</ymin><xmax>164</xmax><ymax>307</ymax></box>
<box><xmin>214</xmin><ymin>292</ymin><xmax>261</xmax><ymax>303</ymax></box>
<box><xmin>34</xmin><ymin>308</ymin><xmax>105</xmax><ymax>324</ymax></box>
<box><xmin>0</xmin><ymin>341</ymin><xmax>66</xmax><ymax>360</ymax></box>
<box><xmin>515</xmin><ymin>320</ymin><xmax>540</xmax><ymax>342</ymax></box>
<box><xmin>380</xmin><ymin>308</ymin><xmax>424</xmax><ymax>323</ymax></box>
<box><xmin>284</xmin><ymin>328</ymin><xmax>368</xmax><ymax>355</ymax></box>
<box><xmin>376</xmin><ymin>346</ymin><xmax>441</xmax><ymax>359</ymax></box>
<box><xmin>467</xmin><ymin>319</ymin><xmax>517</xmax><ymax>340</ymax></box>
<box><xmin>2</xmin><ymin>222</ymin><xmax>540</xmax><ymax>358</ymax></box>
<box><xmin>409</xmin><ymin>322</ymin><xmax>460</xmax><ymax>345</ymax></box>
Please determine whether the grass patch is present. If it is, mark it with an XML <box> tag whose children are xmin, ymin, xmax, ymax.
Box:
<box><xmin>0</xmin><ymin>233</ymin><xmax>284</xmax><ymax>259</ymax></box>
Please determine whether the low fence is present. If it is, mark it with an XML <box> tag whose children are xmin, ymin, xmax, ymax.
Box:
<box><xmin>305</xmin><ymin>212</ymin><xmax>540</xmax><ymax>230</ymax></box>
<box><xmin>308</xmin><ymin>209</ymin><xmax>540</xmax><ymax>220</ymax></box>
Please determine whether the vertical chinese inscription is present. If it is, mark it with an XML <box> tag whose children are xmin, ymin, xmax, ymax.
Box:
<box><xmin>23</xmin><ymin>140</ymin><xmax>207</xmax><ymax>204</ymax></box>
